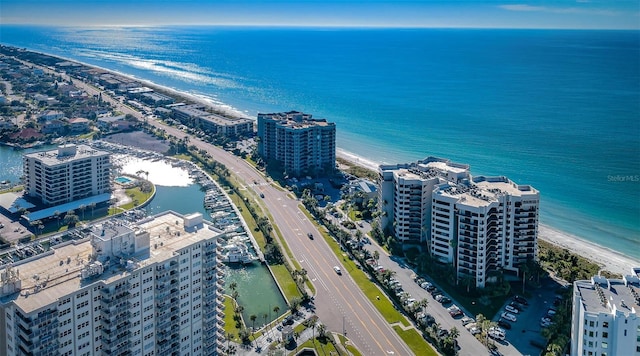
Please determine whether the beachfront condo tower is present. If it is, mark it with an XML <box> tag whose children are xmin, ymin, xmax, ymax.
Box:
<box><xmin>0</xmin><ymin>211</ymin><xmax>226</xmax><ymax>356</ymax></box>
<box><xmin>257</xmin><ymin>111</ymin><xmax>336</xmax><ymax>177</ymax></box>
<box><xmin>23</xmin><ymin>144</ymin><xmax>112</xmax><ymax>206</ymax></box>
<box><xmin>379</xmin><ymin>157</ymin><xmax>539</xmax><ymax>288</ymax></box>
<box><xmin>570</xmin><ymin>273</ymin><xmax>640</xmax><ymax>356</ymax></box>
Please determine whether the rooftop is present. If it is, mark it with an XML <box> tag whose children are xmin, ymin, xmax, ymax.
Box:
<box><xmin>575</xmin><ymin>275</ymin><xmax>640</xmax><ymax>316</ymax></box>
<box><xmin>24</xmin><ymin>144</ymin><xmax>109</xmax><ymax>166</ymax></box>
<box><xmin>0</xmin><ymin>211</ymin><xmax>223</xmax><ymax>314</ymax></box>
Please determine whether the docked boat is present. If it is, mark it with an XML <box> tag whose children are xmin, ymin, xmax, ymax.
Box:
<box><xmin>221</xmin><ymin>239</ymin><xmax>258</xmax><ymax>264</ymax></box>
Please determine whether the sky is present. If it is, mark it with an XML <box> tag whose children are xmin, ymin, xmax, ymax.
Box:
<box><xmin>1</xmin><ymin>0</ymin><xmax>639</xmax><ymax>29</ymax></box>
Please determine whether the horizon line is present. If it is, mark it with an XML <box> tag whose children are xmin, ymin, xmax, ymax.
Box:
<box><xmin>1</xmin><ymin>23</ymin><xmax>639</xmax><ymax>31</ymax></box>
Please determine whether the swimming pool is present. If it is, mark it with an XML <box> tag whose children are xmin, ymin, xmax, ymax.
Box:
<box><xmin>114</xmin><ymin>176</ymin><xmax>135</xmax><ymax>184</ymax></box>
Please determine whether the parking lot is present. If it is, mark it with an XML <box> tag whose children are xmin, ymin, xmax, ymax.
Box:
<box><xmin>493</xmin><ymin>278</ymin><xmax>564</xmax><ymax>355</ymax></box>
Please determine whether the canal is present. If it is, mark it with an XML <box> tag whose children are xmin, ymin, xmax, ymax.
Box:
<box><xmin>0</xmin><ymin>144</ymin><xmax>287</xmax><ymax>325</ymax></box>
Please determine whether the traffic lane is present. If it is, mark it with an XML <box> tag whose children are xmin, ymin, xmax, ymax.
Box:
<box><xmin>84</xmin><ymin>106</ymin><xmax>411</xmax><ymax>354</ymax></box>
<box><xmin>267</xmin><ymin>196</ymin><xmax>412</xmax><ymax>355</ymax></box>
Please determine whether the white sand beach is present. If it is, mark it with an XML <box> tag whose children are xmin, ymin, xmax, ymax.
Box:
<box><xmin>336</xmin><ymin>149</ymin><xmax>639</xmax><ymax>277</ymax></box>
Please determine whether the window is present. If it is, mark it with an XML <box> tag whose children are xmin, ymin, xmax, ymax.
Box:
<box><xmin>602</xmin><ymin>332</ymin><xmax>608</xmax><ymax>338</ymax></box>
<box><xmin>601</xmin><ymin>342</ymin><xmax>607</xmax><ymax>349</ymax></box>
<box><xmin>602</xmin><ymin>321</ymin><xmax>609</xmax><ymax>328</ymax></box>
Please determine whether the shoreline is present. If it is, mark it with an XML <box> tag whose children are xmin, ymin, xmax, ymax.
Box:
<box><xmin>9</xmin><ymin>45</ymin><xmax>638</xmax><ymax>276</ymax></box>
<box><xmin>336</xmin><ymin>149</ymin><xmax>639</xmax><ymax>277</ymax></box>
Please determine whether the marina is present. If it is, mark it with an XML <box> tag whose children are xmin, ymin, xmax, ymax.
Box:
<box><xmin>0</xmin><ymin>142</ymin><xmax>284</xmax><ymax>324</ymax></box>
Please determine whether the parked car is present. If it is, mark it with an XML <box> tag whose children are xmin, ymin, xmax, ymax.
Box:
<box><xmin>501</xmin><ymin>312</ymin><xmax>517</xmax><ymax>322</ymax></box>
<box><xmin>513</xmin><ymin>295</ymin><xmax>528</xmax><ymax>305</ymax></box>
<box><xmin>439</xmin><ymin>296</ymin><xmax>451</xmax><ymax>304</ymax></box>
<box><xmin>497</xmin><ymin>319</ymin><xmax>512</xmax><ymax>330</ymax></box>
<box><xmin>447</xmin><ymin>306</ymin><xmax>463</xmax><ymax>318</ymax></box>
<box><xmin>510</xmin><ymin>301</ymin><xmax>524</xmax><ymax>311</ymax></box>
<box><xmin>461</xmin><ymin>316</ymin><xmax>475</xmax><ymax>326</ymax></box>
<box><xmin>465</xmin><ymin>322</ymin><xmax>481</xmax><ymax>335</ymax></box>
<box><xmin>420</xmin><ymin>281</ymin><xmax>432</xmax><ymax>290</ymax></box>
<box><xmin>540</xmin><ymin>320</ymin><xmax>553</xmax><ymax>328</ymax></box>
<box><xmin>505</xmin><ymin>305</ymin><xmax>519</xmax><ymax>314</ymax></box>
<box><xmin>430</xmin><ymin>289</ymin><xmax>442</xmax><ymax>297</ymax></box>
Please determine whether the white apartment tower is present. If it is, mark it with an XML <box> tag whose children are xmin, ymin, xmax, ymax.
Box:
<box><xmin>0</xmin><ymin>211</ymin><xmax>225</xmax><ymax>356</ymax></box>
<box><xmin>571</xmin><ymin>273</ymin><xmax>640</xmax><ymax>356</ymax></box>
<box><xmin>23</xmin><ymin>144</ymin><xmax>111</xmax><ymax>206</ymax></box>
<box><xmin>379</xmin><ymin>157</ymin><xmax>539</xmax><ymax>288</ymax></box>
<box><xmin>257</xmin><ymin>111</ymin><xmax>336</xmax><ymax>177</ymax></box>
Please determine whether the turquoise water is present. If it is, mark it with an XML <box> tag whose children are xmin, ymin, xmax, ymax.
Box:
<box><xmin>0</xmin><ymin>27</ymin><xmax>638</xmax><ymax>259</ymax></box>
<box><xmin>114</xmin><ymin>176</ymin><xmax>135</xmax><ymax>184</ymax></box>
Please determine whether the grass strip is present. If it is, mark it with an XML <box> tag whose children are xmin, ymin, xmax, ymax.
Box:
<box><xmin>337</xmin><ymin>334</ymin><xmax>363</xmax><ymax>356</ymax></box>
<box><xmin>392</xmin><ymin>325</ymin><xmax>437</xmax><ymax>356</ymax></box>
<box><xmin>223</xmin><ymin>295</ymin><xmax>243</xmax><ymax>343</ymax></box>
<box><xmin>271</xmin><ymin>264</ymin><xmax>302</xmax><ymax>300</ymax></box>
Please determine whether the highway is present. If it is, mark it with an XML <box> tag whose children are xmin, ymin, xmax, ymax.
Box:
<box><xmin>63</xmin><ymin>78</ymin><xmax>415</xmax><ymax>354</ymax></box>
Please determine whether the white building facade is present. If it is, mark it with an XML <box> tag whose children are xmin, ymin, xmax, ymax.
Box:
<box><xmin>23</xmin><ymin>144</ymin><xmax>111</xmax><ymax>206</ymax></box>
<box><xmin>379</xmin><ymin>157</ymin><xmax>539</xmax><ymax>288</ymax></box>
<box><xmin>0</xmin><ymin>211</ymin><xmax>225</xmax><ymax>356</ymax></box>
<box><xmin>571</xmin><ymin>274</ymin><xmax>640</xmax><ymax>356</ymax></box>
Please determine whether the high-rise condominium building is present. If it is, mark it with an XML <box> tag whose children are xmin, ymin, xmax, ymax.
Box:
<box><xmin>570</xmin><ymin>273</ymin><xmax>640</xmax><ymax>356</ymax></box>
<box><xmin>23</xmin><ymin>144</ymin><xmax>111</xmax><ymax>206</ymax></box>
<box><xmin>257</xmin><ymin>111</ymin><xmax>336</xmax><ymax>177</ymax></box>
<box><xmin>0</xmin><ymin>211</ymin><xmax>225</xmax><ymax>356</ymax></box>
<box><xmin>379</xmin><ymin>157</ymin><xmax>539</xmax><ymax>288</ymax></box>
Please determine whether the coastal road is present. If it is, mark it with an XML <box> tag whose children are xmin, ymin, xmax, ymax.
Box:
<box><xmin>180</xmin><ymin>132</ymin><xmax>414</xmax><ymax>356</ymax></box>
<box><xmin>55</xmin><ymin>70</ymin><xmax>415</xmax><ymax>354</ymax></box>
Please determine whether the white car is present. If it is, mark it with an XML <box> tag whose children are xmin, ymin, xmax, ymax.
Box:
<box><xmin>333</xmin><ymin>266</ymin><xmax>342</xmax><ymax>275</ymax></box>
<box><xmin>505</xmin><ymin>305</ymin><xmax>519</xmax><ymax>314</ymax></box>
<box><xmin>460</xmin><ymin>316</ymin><xmax>475</xmax><ymax>326</ymax></box>
<box><xmin>501</xmin><ymin>312</ymin><xmax>517</xmax><ymax>322</ymax></box>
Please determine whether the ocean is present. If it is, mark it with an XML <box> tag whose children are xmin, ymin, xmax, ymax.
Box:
<box><xmin>1</xmin><ymin>26</ymin><xmax>638</xmax><ymax>259</ymax></box>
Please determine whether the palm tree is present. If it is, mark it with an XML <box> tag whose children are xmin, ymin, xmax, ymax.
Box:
<box><xmin>262</xmin><ymin>312</ymin><xmax>268</xmax><ymax>330</ymax></box>
<box><xmin>53</xmin><ymin>210</ymin><xmax>61</xmax><ymax>227</ymax></box>
<box><xmin>249</xmin><ymin>314</ymin><xmax>257</xmax><ymax>334</ymax></box>
<box><xmin>273</xmin><ymin>305</ymin><xmax>280</xmax><ymax>317</ymax></box>
<box><xmin>89</xmin><ymin>202</ymin><xmax>96</xmax><ymax>218</ymax></box>
<box><xmin>79</xmin><ymin>204</ymin><xmax>86</xmax><ymax>221</ymax></box>
<box><xmin>317</xmin><ymin>323</ymin><xmax>326</xmax><ymax>340</ymax></box>
<box><xmin>226</xmin><ymin>332</ymin><xmax>234</xmax><ymax>352</ymax></box>
<box><xmin>373</xmin><ymin>250</ymin><xmax>380</xmax><ymax>263</ymax></box>
<box><xmin>449</xmin><ymin>326</ymin><xmax>459</xmax><ymax>340</ymax></box>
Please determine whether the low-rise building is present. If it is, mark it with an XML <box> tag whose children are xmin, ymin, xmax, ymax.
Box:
<box><xmin>67</xmin><ymin>117</ymin><xmax>91</xmax><ymax>133</ymax></box>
